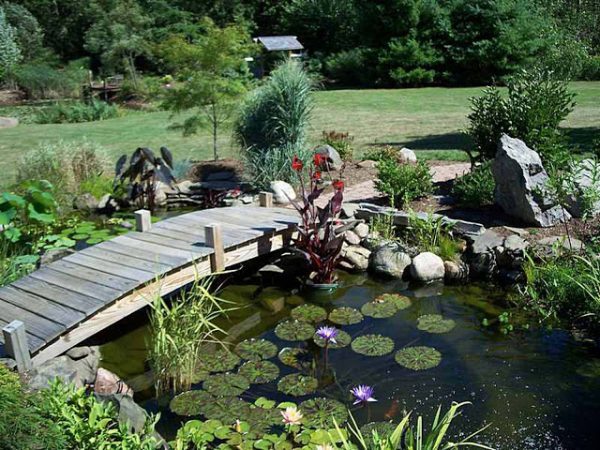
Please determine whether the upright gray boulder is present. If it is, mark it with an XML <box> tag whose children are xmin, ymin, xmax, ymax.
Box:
<box><xmin>565</xmin><ymin>159</ymin><xmax>600</xmax><ymax>218</ymax></box>
<box><xmin>492</xmin><ymin>135</ymin><xmax>570</xmax><ymax>227</ymax></box>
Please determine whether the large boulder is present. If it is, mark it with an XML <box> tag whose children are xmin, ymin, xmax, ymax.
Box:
<box><xmin>314</xmin><ymin>145</ymin><xmax>343</xmax><ymax>170</ymax></box>
<box><xmin>340</xmin><ymin>244</ymin><xmax>371</xmax><ymax>272</ymax></box>
<box><xmin>565</xmin><ymin>159</ymin><xmax>600</xmax><ymax>218</ymax></box>
<box><xmin>398</xmin><ymin>148</ymin><xmax>417</xmax><ymax>164</ymax></box>
<box><xmin>28</xmin><ymin>347</ymin><xmax>100</xmax><ymax>390</ymax></box>
<box><xmin>270</xmin><ymin>180</ymin><xmax>296</xmax><ymax>204</ymax></box>
<box><xmin>73</xmin><ymin>193</ymin><xmax>99</xmax><ymax>212</ymax></box>
<box><xmin>368</xmin><ymin>243</ymin><xmax>411</xmax><ymax>278</ymax></box>
<box><xmin>492</xmin><ymin>135</ymin><xmax>570</xmax><ymax>227</ymax></box>
<box><xmin>410</xmin><ymin>252</ymin><xmax>444</xmax><ymax>282</ymax></box>
<box><xmin>466</xmin><ymin>230</ymin><xmax>503</xmax><ymax>278</ymax></box>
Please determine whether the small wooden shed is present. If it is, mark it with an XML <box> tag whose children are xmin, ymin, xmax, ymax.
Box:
<box><xmin>251</xmin><ymin>36</ymin><xmax>305</xmax><ymax>77</ymax></box>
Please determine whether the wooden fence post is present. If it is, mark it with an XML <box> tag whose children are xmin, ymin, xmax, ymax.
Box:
<box><xmin>205</xmin><ymin>224</ymin><xmax>224</xmax><ymax>272</ymax></box>
<box><xmin>259</xmin><ymin>192</ymin><xmax>273</xmax><ymax>208</ymax></box>
<box><xmin>135</xmin><ymin>209</ymin><xmax>152</xmax><ymax>232</ymax></box>
<box><xmin>3</xmin><ymin>320</ymin><xmax>32</xmax><ymax>372</ymax></box>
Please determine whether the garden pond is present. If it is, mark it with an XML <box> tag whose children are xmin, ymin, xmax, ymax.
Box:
<box><xmin>99</xmin><ymin>273</ymin><xmax>600</xmax><ymax>450</ymax></box>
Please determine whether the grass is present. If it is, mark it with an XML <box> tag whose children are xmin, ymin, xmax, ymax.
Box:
<box><xmin>1</xmin><ymin>82</ymin><xmax>598</xmax><ymax>182</ymax></box>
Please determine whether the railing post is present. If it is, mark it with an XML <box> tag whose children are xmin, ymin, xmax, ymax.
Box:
<box><xmin>135</xmin><ymin>209</ymin><xmax>152</xmax><ymax>232</ymax></box>
<box><xmin>205</xmin><ymin>224</ymin><xmax>224</xmax><ymax>272</ymax></box>
<box><xmin>3</xmin><ymin>320</ymin><xmax>32</xmax><ymax>372</ymax></box>
<box><xmin>259</xmin><ymin>192</ymin><xmax>273</xmax><ymax>208</ymax></box>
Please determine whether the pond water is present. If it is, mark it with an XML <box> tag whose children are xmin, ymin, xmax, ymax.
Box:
<box><xmin>100</xmin><ymin>273</ymin><xmax>600</xmax><ymax>449</ymax></box>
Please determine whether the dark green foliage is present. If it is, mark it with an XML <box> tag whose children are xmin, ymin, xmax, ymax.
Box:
<box><xmin>361</xmin><ymin>300</ymin><xmax>397</xmax><ymax>319</ymax></box>
<box><xmin>313</xmin><ymin>329</ymin><xmax>351</xmax><ymax>349</ymax></box>
<box><xmin>170</xmin><ymin>390</ymin><xmax>212</xmax><ymax>416</ymax></box>
<box><xmin>278</xmin><ymin>347</ymin><xmax>312</xmax><ymax>370</ymax></box>
<box><xmin>375</xmin><ymin>158</ymin><xmax>432</xmax><ymax>208</ymax></box>
<box><xmin>324</xmin><ymin>48</ymin><xmax>376</xmax><ymax>86</ymax></box>
<box><xmin>581</xmin><ymin>56</ymin><xmax>600</xmax><ymax>81</ymax></box>
<box><xmin>328</xmin><ymin>306</ymin><xmax>363</xmax><ymax>325</ymax></box>
<box><xmin>274</xmin><ymin>320</ymin><xmax>315</xmax><ymax>342</ymax></box>
<box><xmin>197</xmin><ymin>347</ymin><xmax>241</xmax><ymax>373</ymax></box>
<box><xmin>351</xmin><ymin>334</ymin><xmax>395</xmax><ymax>356</ymax></box>
<box><xmin>290</xmin><ymin>304</ymin><xmax>327</xmax><ymax>323</ymax></box>
<box><xmin>452</xmin><ymin>163</ymin><xmax>495</xmax><ymax>207</ymax></box>
<box><xmin>35</xmin><ymin>100</ymin><xmax>120</xmax><ymax>124</ymax></box>
<box><xmin>395</xmin><ymin>346</ymin><xmax>442</xmax><ymax>370</ymax></box>
<box><xmin>234</xmin><ymin>338</ymin><xmax>277</xmax><ymax>361</ymax></box>
<box><xmin>416</xmin><ymin>314</ymin><xmax>456</xmax><ymax>334</ymax></box>
<box><xmin>15</xmin><ymin>59</ymin><xmax>89</xmax><ymax>100</ymax></box>
<box><xmin>1</xmin><ymin>2</ymin><xmax>44</xmax><ymax>62</ymax></box>
<box><xmin>299</xmin><ymin>397</ymin><xmax>348</xmax><ymax>428</ymax></box>
<box><xmin>238</xmin><ymin>360</ymin><xmax>280</xmax><ymax>384</ymax></box>
<box><xmin>380</xmin><ymin>37</ymin><xmax>439</xmax><ymax>87</ymax></box>
<box><xmin>203</xmin><ymin>373</ymin><xmax>250</xmax><ymax>396</ymax></box>
<box><xmin>277</xmin><ymin>373</ymin><xmax>318</xmax><ymax>397</ymax></box>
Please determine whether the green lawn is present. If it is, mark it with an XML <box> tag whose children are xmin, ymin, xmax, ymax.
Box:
<box><xmin>1</xmin><ymin>82</ymin><xmax>599</xmax><ymax>180</ymax></box>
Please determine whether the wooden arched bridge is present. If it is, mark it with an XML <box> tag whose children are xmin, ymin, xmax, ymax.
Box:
<box><xmin>0</xmin><ymin>198</ymin><xmax>299</xmax><ymax>371</ymax></box>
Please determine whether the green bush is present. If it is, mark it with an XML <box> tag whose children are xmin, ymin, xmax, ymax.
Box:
<box><xmin>324</xmin><ymin>48</ymin><xmax>375</xmax><ymax>86</ymax></box>
<box><xmin>375</xmin><ymin>158</ymin><xmax>432</xmax><ymax>208</ymax></box>
<box><xmin>322</xmin><ymin>130</ymin><xmax>354</xmax><ymax>161</ymax></box>
<box><xmin>35</xmin><ymin>100</ymin><xmax>120</xmax><ymax>124</ymax></box>
<box><xmin>452</xmin><ymin>163</ymin><xmax>495</xmax><ymax>207</ymax></box>
<box><xmin>15</xmin><ymin>59</ymin><xmax>89</xmax><ymax>100</ymax></box>
<box><xmin>581</xmin><ymin>55</ymin><xmax>600</xmax><ymax>81</ymax></box>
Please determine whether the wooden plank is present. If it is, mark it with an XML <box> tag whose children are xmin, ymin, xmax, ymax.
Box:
<box><xmin>198</xmin><ymin>208</ymin><xmax>294</xmax><ymax>231</ymax></box>
<box><xmin>63</xmin><ymin>253</ymin><xmax>155</xmax><ymax>282</ymax></box>
<box><xmin>147</xmin><ymin>226</ymin><xmax>206</xmax><ymax>246</ymax></box>
<box><xmin>78</xmin><ymin>245</ymin><xmax>172</xmax><ymax>274</ymax></box>
<box><xmin>30</xmin><ymin>267</ymin><xmax>122</xmax><ymax>301</ymax></box>
<box><xmin>0</xmin><ymin>286</ymin><xmax>84</xmax><ymax>328</ymax></box>
<box><xmin>259</xmin><ymin>192</ymin><xmax>273</xmax><ymax>208</ymax></box>
<box><xmin>49</xmin><ymin>260</ymin><xmax>139</xmax><ymax>292</ymax></box>
<box><xmin>166</xmin><ymin>215</ymin><xmax>259</xmax><ymax>245</ymax></box>
<box><xmin>116</xmin><ymin>234</ymin><xmax>209</xmax><ymax>258</ymax></box>
<box><xmin>3</xmin><ymin>321</ymin><xmax>32</xmax><ymax>372</ymax></box>
<box><xmin>0</xmin><ymin>298</ymin><xmax>64</xmax><ymax>344</ymax></box>
<box><xmin>205</xmin><ymin>224</ymin><xmax>224</xmax><ymax>272</ymax></box>
<box><xmin>111</xmin><ymin>235</ymin><xmax>199</xmax><ymax>261</ymax></box>
<box><xmin>99</xmin><ymin>240</ymin><xmax>184</xmax><ymax>267</ymax></box>
<box><xmin>11</xmin><ymin>277</ymin><xmax>104</xmax><ymax>315</ymax></box>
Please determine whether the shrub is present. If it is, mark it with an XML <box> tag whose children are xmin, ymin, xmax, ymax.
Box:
<box><xmin>452</xmin><ymin>162</ymin><xmax>495</xmax><ymax>207</ymax></box>
<box><xmin>375</xmin><ymin>158</ymin><xmax>432</xmax><ymax>208</ymax></box>
<box><xmin>364</xmin><ymin>145</ymin><xmax>399</xmax><ymax>162</ymax></box>
<box><xmin>402</xmin><ymin>211</ymin><xmax>461</xmax><ymax>261</ymax></box>
<box><xmin>15</xmin><ymin>59</ymin><xmax>88</xmax><ymax>100</ymax></box>
<box><xmin>322</xmin><ymin>130</ymin><xmax>354</xmax><ymax>161</ymax></box>
<box><xmin>35</xmin><ymin>100</ymin><xmax>120</xmax><ymax>124</ymax></box>
<box><xmin>324</xmin><ymin>48</ymin><xmax>375</xmax><ymax>86</ymax></box>
<box><xmin>581</xmin><ymin>55</ymin><xmax>600</xmax><ymax>81</ymax></box>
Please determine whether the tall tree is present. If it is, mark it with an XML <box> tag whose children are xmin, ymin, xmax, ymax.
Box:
<box><xmin>0</xmin><ymin>6</ymin><xmax>21</xmax><ymax>84</ymax></box>
<box><xmin>1</xmin><ymin>2</ymin><xmax>45</xmax><ymax>62</ymax></box>
<box><xmin>161</xmin><ymin>18</ymin><xmax>254</xmax><ymax>160</ymax></box>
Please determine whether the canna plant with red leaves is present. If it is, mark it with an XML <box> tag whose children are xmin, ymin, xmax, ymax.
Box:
<box><xmin>287</xmin><ymin>154</ymin><xmax>345</xmax><ymax>285</ymax></box>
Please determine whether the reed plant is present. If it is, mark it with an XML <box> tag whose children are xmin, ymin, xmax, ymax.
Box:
<box><xmin>147</xmin><ymin>275</ymin><xmax>229</xmax><ymax>396</ymax></box>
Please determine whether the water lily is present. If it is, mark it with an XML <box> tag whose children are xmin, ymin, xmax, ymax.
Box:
<box><xmin>316</xmin><ymin>325</ymin><xmax>338</xmax><ymax>344</ymax></box>
<box><xmin>351</xmin><ymin>385</ymin><xmax>377</xmax><ymax>405</ymax></box>
<box><xmin>281</xmin><ymin>406</ymin><xmax>303</xmax><ymax>425</ymax></box>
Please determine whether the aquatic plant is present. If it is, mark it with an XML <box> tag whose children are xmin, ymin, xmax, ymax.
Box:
<box><xmin>288</xmin><ymin>153</ymin><xmax>345</xmax><ymax>285</ymax></box>
<box><xmin>190</xmin><ymin>368</ymin><xmax>210</xmax><ymax>384</ymax></box>
<box><xmin>394</xmin><ymin>346</ymin><xmax>442</xmax><ymax>371</ymax></box>
<box><xmin>197</xmin><ymin>347</ymin><xmax>241</xmax><ymax>373</ymax></box>
<box><xmin>277</xmin><ymin>373</ymin><xmax>319</xmax><ymax>397</ymax></box>
<box><xmin>278</xmin><ymin>347</ymin><xmax>313</xmax><ymax>370</ymax></box>
<box><xmin>199</xmin><ymin>396</ymin><xmax>253</xmax><ymax>423</ymax></box>
<box><xmin>361</xmin><ymin>300</ymin><xmax>397</xmax><ymax>319</ymax></box>
<box><xmin>315</xmin><ymin>325</ymin><xmax>339</xmax><ymax>344</ymax></box>
<box><xmin>291</xmin><ymin>304</ymin><xmax>328</xmax><ymax>323</ymax></box>
<box><xmin>203</xmin><ymin>373</ymin><xmax>250</xmax><ymax>396</ymax></box>
<box><xmin>234</xmin><ymin>338</ymin><xmax>278</xmax><ymax>361</ymax></box>
<box><xmin>376</xmin><ymin>293</ymin><xmax>412</xmax><ymax>311</ymax></box>
<box><xmin>275</xmin><ymin>319</ymin><xmax>316</xmax><ymax>341</ymax></box>
<box><xmin>147</xmin><ymin>276</ymin><xmax>228</xmax><ymax>396</ymax></box>
<box><xmin>281</xmin><ymin>406</ymin><xmax>303</xmax><ymax>425</ymax></box>
<box><xmin>314</xmin><ymin>329</ymin><xmax>351</xmax><ymax>349</ymax></box>
<box><xmin>351</xmin><ymin>385</ymin><xmax>377</xmax><ymax>405</ymax></box>
<box><xmin>299</xmin><ymin>397</ymin><xmax>348</xmax><ymax>429</ymax></box>
<box><xmin>329</xmin><ymin>306</ymin><xmax>364</xmax><ymax>325</ymax></box>
<box><xmin>359</xmin><ymin>421</ymin><xmax>398</xmax><ymax>441</ymax></box>
<box><xmin>238</xmin><ymin>360</ymin><xmax>280</xmax><ymax>384</ymax></box>
<box><xmin>416</xmin><ymin>314</ymin><xmax>456</xmax><ymax>334</ymax></box>
<box><xmin>351</xmin><ymin>335</ymin><xmax>395</xmax><ymax>357</ymax></box>
<box><xmin>169</xmin><ymin>390</ymin><xmax>212</xmax><ymax>416</ymax></box>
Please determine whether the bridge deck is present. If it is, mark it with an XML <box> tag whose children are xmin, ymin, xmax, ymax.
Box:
<box><xmin>0</xmin><ymin>206</ymin><xmax>298</xmax><ymax>366</ymax></box>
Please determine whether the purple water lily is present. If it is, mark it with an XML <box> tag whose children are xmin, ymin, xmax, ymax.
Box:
<box><xmin>351</xmin><ymin>385</ymin><xmax>377</xmax><ymax>405</ymax></box>
<box><xmin>316</xmin><ymin>325</ymin><xmax>338</xmax><ymax>344</ymax></box>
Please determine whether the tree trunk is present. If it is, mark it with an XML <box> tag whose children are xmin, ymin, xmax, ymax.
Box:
<box><xmin>127</xmin><ymin>53</ymin><xmax>139</xmax><ymax>90</ymax></box>
<box><xmin>212</xmin><ymin>104</ymin><xmax>218</xmax><ymax>161</ymax></box>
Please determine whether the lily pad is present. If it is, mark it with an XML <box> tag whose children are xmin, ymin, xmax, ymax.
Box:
<box><xmin>191</xmin><ymin>368</ymin><xmax>210</xmax><ymax>384</ymax></box>
<box><xmin>376</xmin><ymin>293</ymin><xmax>411</xmax><ymax>311</ymax></box>
<box><xmin>313</xmin><ymin>330</ymin><xmax>351</xmax><ymax>349</ymax></box>
<box><xmin>234</xmin><ymin>338</ymin><xmax>278</xmax><ymax>361</ymax></box>
<box><xmin>170</xmin><ymin>390</ymin><xmax>213</xmax><ymax>416</ymax></box>
<box><xmin>238</xmin><ymin>360</ymin><xmax>280</xmax><ymax>384</ymax></box>
<box><xmin>299</xmin><ymin>397</ymin><xmax>348</xmax><ymax>429</ymax></box>
<box><xmin>328</xmin><ymin>307</ymin><xmax>363</xmax><ymax>325</ymax></box>
<box><xmin>244</xmin><ymin>406</ymin><xmax>282</xmax><ymax>432</ymax></box>
<box><xmin>291</xmin><ymin>304</ymin><xmax>328</xmax><ymax>323</ymax></box>
<box><xmin>277</xmin><ymin>373</ymin><xmax>318</xmax><ymax>397</ymax></box>
<box><xmin>203</xmin><ymin>373</ymin><xmax>250</xmax><ymax>396</ymax></box>
<box><xmin>351</xmin><ymin>334</ymin><xmax>395</xmax><ymax>356</ymax></box>
<box><xmin>361</xmin><ymin>300</ymin><xmax>397</xmax><ymax>319</ymax></box>
<box><xmin>278</xmin><ymin>347</ymin><xmax>313</xmax><ymax>371</ymax></box>
<box><xmin>199</xmin><ymin>396</ymin><xmax>252</xmax><ymax>423</ymax></box>
<box><xmin>416</xmin><ymin>314</ymin><xmax>456</xmax><ymax>334</ymax></box>
<box><xmin>395</xmin><ymin>346</ymin><xmax>442</xmax><ymax>371</ymax></box>
<box><xmin>275</xmin><ymin>320</ymin><xmax>315</xmax><ymax>341</ymax></box>
<box><xmin>198</xmin><ymin>347</ymin><xmax>241</xmax><ymax>373</ymax></box>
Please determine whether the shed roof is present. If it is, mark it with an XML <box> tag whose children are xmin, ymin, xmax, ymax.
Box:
<box><xmin>256</xmin><ymin>36</ymin><xmax>304</xmax><ymax>52</ymax></box>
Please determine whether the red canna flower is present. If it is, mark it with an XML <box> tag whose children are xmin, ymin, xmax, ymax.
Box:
<box><xmin>313</xmin><ymin>171</ymin><xmax>322</xmax><ymax>180</ymax></box>
<box><xmin>292</xmin><ymin>155</ymin><xmax>303</xmax><ymax>171</ymax></box>
<box><xmin>313</xmin><ymin>153</ymin><xmax>325</xmax><ymax>167</ymax></box>
<box><xmin>333</xmin><ymin>180</ymin><xmax>344</xmax><ymax>191</ymax></box>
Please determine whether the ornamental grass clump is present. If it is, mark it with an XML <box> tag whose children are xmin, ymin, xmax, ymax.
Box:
<box><xmin>288</xmin><ymin>153</ymin><xmax>345</xmax><ymax>285</ymax></box>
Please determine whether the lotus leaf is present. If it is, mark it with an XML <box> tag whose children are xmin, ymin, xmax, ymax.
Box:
<box><xmin>328</xmin><ymin>307</ymin><xmax>363</xmax><ymax>325</ymax></box>
<box><xmin>191</xmin><ymin>368</ymin><xmax>210</xmax><ymax>384</ymax></box>
<box><xmin>203</xmin><ymin>373</ymin><xmax>250</xmax><ymax>396</ymax></box>
<box><xmin>198</xmin><ymin>347</ymin><xmax>241</xmax><ymax>372</ymax></box>
<box><xmin>238</xmin><ymin>360</ymin><xmax>280</xmax><ymax>384</ymax></box>
<box><xmin>169</xmin><ymin>390</ymin><xmax>213</xmax><ymax>416</ymax></box>
<box><xmin>244</xmin><ymin>407</ymin><xmax>282</xmax><ymax>432</ymax></box>
<box><xmin>235</xmin><ymin>338</ymin><xmax>278</xmax><ymax>361</ymax></box>
<box><xmin>299</xmin><ymin>397</ymin><xmax>348</xmax><ymax>428</ymax></box>
<box><xmin>199</xmin><ymin>396</ymin><xmax>252</xmax><ymax>423</ymax></box>
<box><xmin>416</xmin><ymin>314</ymin><xmax>456</xmax><ymax>334</ymax></box>
<box><xmin>376</xmin><ymin>293</ymin><xmax>412</xmax><ymax>311</ymax></box>
<box><xmin>290</xmin><ymin>304</ymin><xmax>327</xmax><ymax>323</ymax></box>
<box><xmin>277</xmin><ymin>373</ymin><xmax>318</xmax><ymax>397</ymax></box>
<box><xmin>278</xmin><ymin>347</ymin><xmax>312</xmax><ymax>371</ymax></box>
<box><xmin>361</xmin><ymin>300</ymin><xmax>397</xmax><ymax>319</ymax></box>
<box><xmin>313</xmin><ymin>330</ymin><xmax>351</xmax><ymax>349</ymax></box>
<box><xmin>275</xmin><ymin>320</ymin><xmax>315</xmax><ymax>341</ymax></box>
<box><xmin>394</xmin><ymin>346</ymin><xmax>442</xmax><ymax>370</ymax></box>
<box><xmin>351</xmin><ymin>334</ymin><xmax>394</xmax><ymax>356</ymax></box>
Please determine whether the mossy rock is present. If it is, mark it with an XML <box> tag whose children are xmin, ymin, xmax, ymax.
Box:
<box><xmin>328</xmin><ymin>307</ymin><xmax>363</xmax><ymax>325</ymax></box>
<box><xmin>238</xmin><ymin>360</ymin><xmax>280</xmax><ymax>384</ymax></box>
<box><xmin>277</xmin><ymin>373</ymin><xmax>318</xmax><ymax>397</ymax></box>
<box><xmin>313</xmin><ymin>329</ymin><xmax>351</xmax><ymax>349</ymax></box>
<box><xmin>275</xmin><ymin>320</ymin><xmax>315</xmax><ymax>341</ymax></box>
<box><xmin>299</xmin><ymin>397</ymin><xmax>348</xmax><ymax>429</ymax></box>
<box><xmin>170</xmin><ymin>390</ymin><xmax>213</xmax><ymax>416</ymax></box>
<box><xmin>198</xmin><ymin>347</ymin><xmax>241</xmax><ymax>373</ymax></box>
<box><xmin>376</xmin><ymin>293</ymin><xmax>412</xmax><ymax>311</ymax></box>
<box><xmin>278</xmin><ymin>347</ymin><xmax>313</xmax><ymax>371</ymax></box>
<box><xmin>203</xmin><ymin>373</ymin><xmax>250</xmax><ymax>396</ymax></box>
<box><xmin>361</xmin><ymin>300</ymin><xmax>397</xmax><ymax>319</ymax></box>
<box><xmin>291</xmin><ymin>304</ymin><xmax>328</xmax><ymax>323</ymax></box>
<box><xmin>351</xmin><ymin>334</ymin><xmax>395</xmax><ymax>356</ymax></box>
<box><xmin>234</xmin><ymin>338</ymin><xmax>278</xmax><ymax>361</ymax></box>
<box><xmin>199</xmin><ymin>396</ymin><xmax>252</xmax><ymax>423</ymax></box>
<box><xmin>395</xmin><ymin>346</ymin><xmax>442</xmax><ymax>371</ymax></box>
<box><xmin>416</xmin><ymin>314</ymin><xmax>456</xmax><ymax>334</ymax></box>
